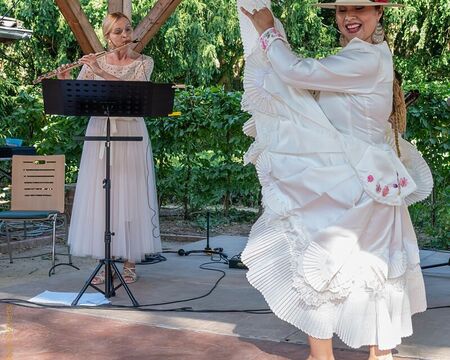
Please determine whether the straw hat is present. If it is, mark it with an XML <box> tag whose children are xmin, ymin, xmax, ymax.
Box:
<box><xmin>314</xmin><ymin>0</ymin><xmax>404</xmax><ymax>9</ymax></box>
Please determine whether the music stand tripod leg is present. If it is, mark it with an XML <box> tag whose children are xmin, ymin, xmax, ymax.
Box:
<box><xmin>71</xmin><ymin>260</ymin><xmax>105</xmax><ymax>306</ymax></box>
<box><xmin>41</xmin><ymin>80</ymin><xmax>175</xmax><ymax>307</ymax></box>
<box><xmin>110</xmin><ymin>261</ymin><xmax>140</xmax><ymax>306</ymax></box>
<box><xmin>72</xmin><ymin>115</ymin><xmax>139</xmax><ymax>307</ymax></box>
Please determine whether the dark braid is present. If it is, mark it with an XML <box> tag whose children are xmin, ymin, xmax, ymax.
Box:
<box><xmin>381</xmin><ymin>11</ymin><xmax>406</xmax><ymax>158</ymax></box>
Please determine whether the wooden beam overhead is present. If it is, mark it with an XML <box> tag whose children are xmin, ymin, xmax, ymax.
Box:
<box><xmin>132</xmin><ymin>0</ymin><xmax>183</xmax><ymax>53</ymax></box>
<box><xmin>108</xmin><ymin>0</ymin><xmax>132</xmax><ymax>20</ymax></box>
<box><xmin>55</xmin><ymin>0</ymin><xmax>103</xmax><ymax>54</ymax></box>
<box><xmin>55</xmin><ymin>0</ymin><xmax>181</xmax><ymax>56</ymax></box>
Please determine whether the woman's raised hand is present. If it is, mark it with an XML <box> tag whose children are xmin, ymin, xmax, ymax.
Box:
<box><xmin>79</xmin><ymin>53</ymin><xmax>103</xmax><ymax>77</ymax></box>
<box><xmin>56</xmin><ymin>63</ymin><xmax>72</xmax><ymax>80</ymax></box>
<box><xmin>240</xmin><ymin>6</ymin><xmax>275</xmax><ymax>35</ymax></box>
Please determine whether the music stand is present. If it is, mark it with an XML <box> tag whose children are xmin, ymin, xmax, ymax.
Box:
<box><xmin>42</xmin><ymin>79</ymin><xmax>175</xmax><ymax>306</ymax></box>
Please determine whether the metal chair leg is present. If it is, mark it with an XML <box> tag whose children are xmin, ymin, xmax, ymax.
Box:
<box><xmin>47</xmin><ymin>213</ymin><xmax>80</xmax><ymax>277</ymax></box>
<box><xmin>63</xmin><ymin>213</ymin><xmax>73</xmax><ymax>264</ymax></box>
<box><xmin>6</xmin><ymin>222</ymin><xmax>13</xmax><ymax>264</ymax></box>
<box><xmin>51</xmin><ymin>215</ymin><xmax>57</xmax><ymax>274</ymax></box>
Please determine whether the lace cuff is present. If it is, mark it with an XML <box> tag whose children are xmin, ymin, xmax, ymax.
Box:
<box><xmin>259</xmin><ymin>27</ymin><xmax>285</xmax><ymax>51</ymax></box>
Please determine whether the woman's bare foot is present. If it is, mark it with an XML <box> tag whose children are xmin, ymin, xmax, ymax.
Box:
<box><xmin>306</xmin><ymin>355</ymin><xmax>335</xmax><ymax>360</ymax></box>
<box><xmin>123</xmin><ymin>261</ymin><xmax>137</xmax><ymax>284</ymax></box>
<box><xmin>369</xmin><ymin>346</ymin><xmax>393</xmax><ymax>360</ymax></box>
<box><xmin>307</xmin><ymin>336</ymin><xmax>335</xmax><ymax>360</ymax></box>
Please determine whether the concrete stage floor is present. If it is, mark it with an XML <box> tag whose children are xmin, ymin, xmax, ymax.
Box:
<box><xmin>0</xmin><ymin>236</ymin><xmax>449</xmax><ymax>359</ymax></box>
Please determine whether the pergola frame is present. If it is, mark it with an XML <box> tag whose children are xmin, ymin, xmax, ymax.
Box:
<box><xmin>55</xmin><ymin>0</ymin><xmax>183</xmax><ymax>54</ymax></box>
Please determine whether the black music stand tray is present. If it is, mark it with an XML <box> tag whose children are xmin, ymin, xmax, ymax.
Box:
<box><xmin>42</xmin><ymin>79</ymin><xmax>174</xmax><ymax>306</ymax></box>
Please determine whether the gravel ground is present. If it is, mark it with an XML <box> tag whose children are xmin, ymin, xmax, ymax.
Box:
<box><xmin>0</xmin><ymin>239</ymin><xmax>199</xmax><ymax>289</ymax></box>
<box><xmin>0</xmin><ymin>205</ymin><xmax>253</xmax><ymax>290</ymax></box>
<box><xmin>0</xmin><ymin>215</ymin><xmax>252</xmax><ymax>289</ymax></box>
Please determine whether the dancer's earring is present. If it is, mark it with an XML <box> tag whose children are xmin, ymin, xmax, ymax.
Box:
<box><xmin>372</xmin><ymin>22</ymin><xmax>385</xmax><ymax>44</ymax></box>
<box><xmin>339</xmin><ymin>33</ymin><xmax>348</xmax><ymax>47</ymax></box>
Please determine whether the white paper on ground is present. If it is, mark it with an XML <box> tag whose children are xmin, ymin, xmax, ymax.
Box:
<box><xmin>29</xmin><ymin>290</ymin><xmax>110</xmax><ymax>306</ymax></box>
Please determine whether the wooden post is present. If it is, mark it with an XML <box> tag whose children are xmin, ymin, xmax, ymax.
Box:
<box><xmin>55</xmin><ymin>0</ymin><xmax>103</xmax><ymax>54</ymax></box>
<box><xmin>55</xmin><ymin>0</ymin><xmax>182</xmax><ymax>55</ymax></box>
<box><xmin>132</xmin><ymin>0</ymin><xmax>183</xmax><ymax>53</ymax></box>
<box><xmin>108</xmin><ymin>0</ymin><xmax>132</xmax><ymax>20</ymax></box>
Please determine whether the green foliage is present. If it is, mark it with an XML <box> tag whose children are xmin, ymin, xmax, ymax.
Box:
<box><xmin>0</xmin><ymin>0</ymin><xmax>129</xmax><ymax>84</ymax></box>
<box><xmin>0</xmin><ymin>0</ymin><xmax>448</xmax><ymax>246</ymax></box>
<box><xmin>404</xmin><ymin>82</ymin><xmax>449</xmax><ymax>248</ymax></box>
<box><xmin>147</xmin><ymin>86</ymin><xmax>258</xmax><ymax>218</ymax></box>
<box><xmin>0</xmin><ymin>76</ymin><xmax>88</xmax><ymax>183</ymax></box>
<box><xmin>273</xmin><ymin>0</ymin><xmax>336</xmax><ymax>56</ymax></box>
<box><xmin>385</xmin><ymin>0</ymin><xmax>450</xmax><ymax>82</ymax></box>
<box><xmin>0</xmin><ymin>78</ymin><xmax>45</xmax><ymax>142</ymax></box>
<box><xmin>192</xmin><ymin>207</ymin><xmax>259</xmax><ymax>232</ymax></box>
<box><xmin>134</xmin><ymin>0</ymin><xmax>242</xmax><ymax>87</ymax></box>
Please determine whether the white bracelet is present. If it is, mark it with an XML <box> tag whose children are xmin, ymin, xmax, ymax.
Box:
<box><xmin>259</xmin><ymin>27</ymin><xmax>285</xmax><ymax>51</ymax></box>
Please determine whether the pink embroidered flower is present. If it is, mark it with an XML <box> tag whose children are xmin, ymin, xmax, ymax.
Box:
<box><xmin>367</xmin><ymin>175</ymin><xmax>374</xmax><ymax>183</ymax></box>
<box><xmin>259</xmin><ymin>28</ymin><xmax>284</xmax><ymax>51</ymax></box>
<box><xmin>382</xmin><ymin>185</ymin><xmax>390</xmax><ymax>197</ymax></box>
<box><xmin>376</xmin><ymin>184</ymin><xmax>382</xmax><ymax>193</ymax></box>
<box><xmin>399</xmin><ymin>177</ymin><xmax>408</xmax><ymax>187</ymax></box>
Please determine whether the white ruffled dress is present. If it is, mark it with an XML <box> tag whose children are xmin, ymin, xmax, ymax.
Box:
<box><xmin>68</xmin><ymin>55</ymin><xmax>162</xmax><ymax>262</ymax></box>
<box><xmin>238</xmin><ymin>0</ymin><xmax>433</xmax><ymax>350</ymax></box>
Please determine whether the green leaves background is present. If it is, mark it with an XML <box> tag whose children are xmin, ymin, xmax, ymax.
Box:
<box><xmin>0</xmin><ymin>0</ymin><xmax>448</xmax><ymax>247</ymax></box>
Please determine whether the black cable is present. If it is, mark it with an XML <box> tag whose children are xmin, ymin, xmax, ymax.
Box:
<box><xmin>0</xmin><ymin>252</ymin><xmax>51</xmax><ymax>261</ymax></box>
<box><xmin>1</xmin><ymin>297</ymin><xmax>447</xmax><ymax>313</ymax></box>
<box><xmin>140</xmin><ymin>253</ymin><xmax>167</xmax><ymax>265</ymax></box>
<box><xmin>0</xmin><ymin>257</ymin><xmax>448</xmax><ymax>312</ymax></box>
<box><xmin>0</xmin><ymin>296</ymin><xmax>448</xmax><ymax>312</ymax></box>
<box><xmin>426</xmin><ymin>305</ymin><xmax>450</xmax><ymax>310</ymax></box>
<box><xmin>134</xmin><ymin>260</ymin><xmax>227</xmax><ymax>307</ymax></box>
<box><xmin>0</xmin><ymin>257</ymin><xmax>273</xmax><ymax>313</ymax></box>
<box><xmin>1</xmin><ymin>252</ymin><xmax>168</xmax><ymax>263</ymax></box>
<box><xmin>419</xmin><ymin>248</ymin><xmax>450</xmax><ymax>253</ymax></box>
<box><xmin>3</xmin><ymin>249</ymin><xmax>447</xmax><ymax>312</ymax></box>
<box><xmin>0</xmin><ymin>298</ymin><xmax>272</xmax><ymax>313</ymax></box>
<box><xmin>0</xmin><ymin>299</ymin><xmax>190</xmax><ymax>312</ymax></box>
<box><xmin>112</xmin><ymin>253</ymin><xmax>167</xmax><ymax>265</ymax></box>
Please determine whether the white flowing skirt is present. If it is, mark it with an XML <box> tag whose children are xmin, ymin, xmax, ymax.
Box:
<box><xmin>236</xmin><ymin>1</ymin><xmax>431</xmax><ymax>349</ymax></box>
<box><xmin>241</xmin><ymin>110</ymin><xmax>428</xmax><ymax>350</ymax></box>
<box><xmin>68</xmin><ymin>116</ymin><xmax>161</xmax><ymax>262</ymax></box>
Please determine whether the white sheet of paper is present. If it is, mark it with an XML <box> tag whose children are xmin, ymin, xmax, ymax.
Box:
<box><xmin>29</xmin><ymin>290</ymin><xmax>110</xmax><ymax>306</ymax></box>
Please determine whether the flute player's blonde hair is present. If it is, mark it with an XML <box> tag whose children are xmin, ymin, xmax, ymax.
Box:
<box><xmin>102</xmin><ymin>12</ymin><xmax>132</xmax><ymax>40</ymax></box>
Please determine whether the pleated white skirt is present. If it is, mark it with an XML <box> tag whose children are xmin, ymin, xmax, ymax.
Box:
<box><xmin>68</xmin><ymin>116</ymin><xmax>162</xmax><ymax>262</ymax></box>
<box><xmin>241</xmin><ymin>117</ymin><xmax>427</xmax><ymax>350</ymax></box>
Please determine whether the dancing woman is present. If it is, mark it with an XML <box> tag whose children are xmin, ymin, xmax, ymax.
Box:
<box><xmin>238</xmin><ymin>1</ymin><xmax>433</xmax><ymax>359</ymax></box>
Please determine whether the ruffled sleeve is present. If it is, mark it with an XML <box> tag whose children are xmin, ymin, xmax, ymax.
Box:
<box><xmin>266</xmin><ymin>38</ymin><xmax>381</xmax><ymax>93</ymax></box>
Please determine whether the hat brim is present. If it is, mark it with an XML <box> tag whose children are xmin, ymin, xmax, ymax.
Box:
<box><xmin>314</xmin><ymin>2</ymin><xmax>404</xmax><ymax>8</ymax></box>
